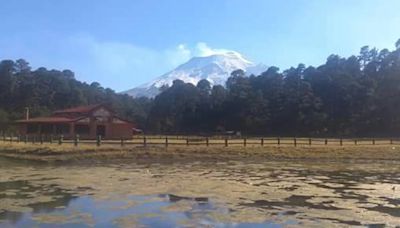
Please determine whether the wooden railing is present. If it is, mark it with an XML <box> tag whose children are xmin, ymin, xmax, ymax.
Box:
<box><xmin>1</xmin><ymin>133</ymin><xmax>400</xmax><ymax>147</ymax></box>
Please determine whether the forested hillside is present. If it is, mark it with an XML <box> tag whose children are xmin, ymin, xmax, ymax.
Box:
<box><xmin>1</xmin><ymin>39</ymin><xmax>400</xmax><ymax>137</ymax></box>
<box><xmin>148</xmin><ymin>39</ymin><xmax>400</xmax><ymax>136</ymax></box>
<box><xmin>0</xmin><ymin>60</ymin><xmax>152</xmax><ymax>130</ymax></box>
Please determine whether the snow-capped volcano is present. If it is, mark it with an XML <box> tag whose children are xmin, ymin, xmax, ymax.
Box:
<box><xmin>122</xmin><ymin>51</ymin><xmax>267</xmax><ymax>97</ymax></box>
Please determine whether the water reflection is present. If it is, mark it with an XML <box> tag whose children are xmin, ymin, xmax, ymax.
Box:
<box><xmin>0</xmin><ymin>179</ymin><xmax>77</xmax><ymax>225</ymax></box>
<box><xmin>0</xmin><ymin>157</ymin><xmax>399</xmax><ymax>227</ymax></box>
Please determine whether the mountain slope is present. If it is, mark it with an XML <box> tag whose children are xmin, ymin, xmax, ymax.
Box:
<box><xmin>122</xmin><ymin>51</ymin><xmax>267</xmax><ymax>97</ymax></box>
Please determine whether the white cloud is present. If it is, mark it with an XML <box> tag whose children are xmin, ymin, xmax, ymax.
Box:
<box><xmin>24</xmin><ymin>35</ymin><xmax>236</xmax><ymax>91</ymax></box>
<box><xmin>195</xmin><ymin>42</ymin><xmax>233</xmax><ymax>57</ymax></box>
<box><xmin>165</xmin><ymin>43</ymin><xmax>192</xmax><ymax>66</ymax></box>
<box><xmin>62</xmin><ymin>35</ymin><xmax>197</xmax><ymax>90</ymax></box>
<box><xmin>63</xmin><ymin>37</ymin><xmax>237</xmax><ymax>89</ymax></box>
<box><xmin>0</xmin><ymin>31</ymin><xmax>240</xmax><ymax>91</ymax></box>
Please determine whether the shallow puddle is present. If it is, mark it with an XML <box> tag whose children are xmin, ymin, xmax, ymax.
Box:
<box><xmin>0</xmin><ymin>157</ymin><xmax>399</xmax><ymax>227</ymax></box>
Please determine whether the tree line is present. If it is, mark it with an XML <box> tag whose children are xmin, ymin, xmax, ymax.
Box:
<box><xmin>0</xmin><ymin>59</ymin><xmax>152</xmax><ymax>131</ymax></box>
<box><xmin>147</xmin><ymin>39</ymin><xmax>400</xmax><ymax>137</ymax></box>
<box><xmin>1</xmin><ymin>39</ymin><xmax>400</xmax><ymax>137</ymax></box>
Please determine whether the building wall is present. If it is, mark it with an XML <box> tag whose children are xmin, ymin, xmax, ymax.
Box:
<box><xmin>17</xmin><ymin>106</ymin><xmax>135</xmax><ymax>140</ymax></box>
<box><xmin>18</xmin><ymin>122</ymin><xmax>133</xmax><ymax>140</ymax></box>
<box><xmin>108</xmin><ymin>123</ymin><xmax>133</xmax><ymax>139</ymax></box>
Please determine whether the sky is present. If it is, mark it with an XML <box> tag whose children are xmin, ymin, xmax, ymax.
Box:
<box><xmin>0</xmin><ymin>0</ymin><xmax>400</xmax><ymax>92</ymax></box>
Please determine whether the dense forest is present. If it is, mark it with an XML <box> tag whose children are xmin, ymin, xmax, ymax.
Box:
<box><xmin>1</xmin><ymin>39</ymin><xmax>400</xmax><ymax>137</ymax></box>
<box><xmin>148</xmin><ymin>39</ymin><xmax>400</xmax><ymax>137</ymax></box>
<box><xmin>0</xmin><ymin>60</ymin><xmax>152</xmax><ymax>131</ymax></box>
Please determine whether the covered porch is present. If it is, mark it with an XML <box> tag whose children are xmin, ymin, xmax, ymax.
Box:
<box><xmin>16</xmin><ymin>118</ymin><xmax>93</xmax><ymax>139</ymax></box>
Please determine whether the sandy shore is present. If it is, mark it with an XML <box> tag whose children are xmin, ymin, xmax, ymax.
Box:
<box><xmin>0</xmin><ymin>141</ymin><xmax>400</xmax><ymax>162</ymax></box>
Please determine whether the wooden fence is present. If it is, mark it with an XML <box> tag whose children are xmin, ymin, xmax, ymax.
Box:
<box><xmin>1</xmin><ymin>133</ymin><xmax>400</xmax><ymax>147</ymax></box>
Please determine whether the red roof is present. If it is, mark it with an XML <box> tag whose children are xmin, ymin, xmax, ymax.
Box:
<box><xmin>16</xmin><ymin>116</ymin><xmax>77</xmax><ymax>123</ymax></box>
<box><xmin>53</xmin><ymin>104</ymin><xmax>103</xmax><ymax>114</ymax></box>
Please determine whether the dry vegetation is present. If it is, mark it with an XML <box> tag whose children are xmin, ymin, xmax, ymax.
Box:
<box><xmin>1</xmin><ymin>136</ymin><xmax>400</xmax><ymax>162</ymax></box>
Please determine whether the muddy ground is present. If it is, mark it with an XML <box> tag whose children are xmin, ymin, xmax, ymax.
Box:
<box><xmin>0</xmin><ymin>157</ymin><xmax>399</xmax><ymax>227</ymax></box>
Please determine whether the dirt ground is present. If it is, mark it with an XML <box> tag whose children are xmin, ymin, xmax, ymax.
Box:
<box><xmin>1</xmin><ymin>141</ymin><xmax>400</xmax><ymax>162</ymax></box>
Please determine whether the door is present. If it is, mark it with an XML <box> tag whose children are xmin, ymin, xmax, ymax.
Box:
<box><xmin>96</xmin><ymin>125</ymin><xmax>106</xmax><ymax>138</ymax></box>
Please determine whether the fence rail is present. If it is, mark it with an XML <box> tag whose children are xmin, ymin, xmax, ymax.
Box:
<box><xmin>1</xmin><ymin>133</ymin><xmax>400</xmax><ymax>148</ymax></box>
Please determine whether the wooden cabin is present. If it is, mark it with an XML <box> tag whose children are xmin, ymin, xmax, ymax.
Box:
<box><xmin>16</xmin><ymin>104</ymin><xmax>134</xmax><ymax>139</ymax></box>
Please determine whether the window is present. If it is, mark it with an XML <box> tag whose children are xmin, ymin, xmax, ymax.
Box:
<box><xmin>41</xmin><ymin>124</ymin><xmax>53</xmax><ymax>134</ymax></box>
<box><xmin>55</xmin><ymin>124</ymin><xmax>70</xmax><ymax>134</ymax></box>
<box><xmin>75</xmin><ymin>124</ymin><xmax>90</xmax><ymax>135</ymax></box>
<box><xmin>27</xmin><ymin>124</ymin><xmax>39</xmax><ymax>134</ymax></box>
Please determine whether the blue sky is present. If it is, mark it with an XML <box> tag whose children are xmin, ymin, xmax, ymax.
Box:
<box><xmin>1</xmin><ymin>0</ymin><xmax>400</xmax><ymax>91</ymax></box>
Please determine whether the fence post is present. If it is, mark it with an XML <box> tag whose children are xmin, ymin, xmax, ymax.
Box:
<box><xmin>165</xmin><ymin>137</ymin><xmax>168</xmax><ymax>147</ymax></box>
<box><xmin>143</xmin><ymin>136</ymin><xmax>147</xmax><ymax>147</ymax></box>
<box><xmin>325</xmin><ymin>138</ymin><xmax>328</xmax><ymax>145</ymax></box>
<box><xmin>372</xmin><ymin>139</ymin><xmax>375</xmax><ymax>145</ymax></box>
<box><xmin>58</xmin><ymin>135</ymin><xmax>63</xmax><ymax>145</ymax></box>
<box><xmin>340</xmin><ymin>138</ymin><xmax>343</xmax><ymax>146</ymax></box>
<box><xmin>24</xmin><ymin>135</ymin><xmax>28</xmax><ymax>144</ymax></box>
<box><xmin>354</xmin><ymin>139</ymin><xmax>357</xmax><ymax>145</ymax></box>
<box><xmin>225</xmin><ymin>138</ymin><xmax>228</xmax><ymax>147</ymax></box>
<box><xmin>9</xmin><ymin>133</ymin><xmax>13</xmax><ymax>144</ymax></box>
<box><xmin>390</xmin><ymin>139</ymin><xmax>393</xmax><ymax>145</ymax></box>
<box><xmin>32</xmin><ymin>135</ymin><xmax>36</xmax><ymax>144</ymax></box>
<box><xmin>121</xmin><ymin>138</ymin><xmax>124</xmax><ymax>147</ymax></box>
<box><xmin>17</xmin><ymin>135</ymin><xmax>20</xmax><ymax>143</ymax></box>
<box><xmin>40</xmin><ymin>135</ymin><xmax>44</xmax><ymax>145</ymax></box>
<box><xmin>261</xmin><ymin>138</ymin><xmax>264</xmax><ymax>147</ymax></box>
<box><xmin>2</xmin><ymin>132</ymin><xmax>5</xmax><ymax>142</ymax></box>
<box><xmin>74</xmin><ymin>134</ymin><xmax>79</xmax><ymax>147</ymax></box>
<box><xmin>308</xmin><ymin>138</ymin><xmax>311</xmax><ymax>146</ymax></box>
<box><xmin>277</xmin><ymin>137</ymin><xmax>280</xmax><ymax>146</ymax></box>
<box><xmin>50</xmin><ymin>135</ymin><xmax>53</xmax><ymax>144</ymax></box>
<box><xmin>244</xmin><ymin>138</ymin><xmax>247</xmax><ymax>147</ymax></box>
<box><xmin>206</xmin><ymin>137</ymin><xmax>209</xmax><ymax>147</ymax></box>
<box><xmin>186</xmin><ymin>138</ymin><xmax>189</xmax><ymax>146</ymax></box>
<box><xmin>294</xmin><ymin>138</ymin><xmax>297</xmax><ymax>147</ymax></box>
<box><xmin>96</xmin><ymin>135</ymin><xmax>101</xmax><ymax>147</ymax></box>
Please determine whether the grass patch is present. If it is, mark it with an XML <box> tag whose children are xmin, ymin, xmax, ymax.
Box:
<box><xmin>1</xmin><ymin>139</ymin><xmax>400</xmax><ymax>162</ymax></box>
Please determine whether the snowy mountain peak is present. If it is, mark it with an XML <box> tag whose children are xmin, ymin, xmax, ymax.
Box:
<box><xmin>122</xmin><ymin>52</ymin><xmax>267</xmax><ymax>98</ymax></box>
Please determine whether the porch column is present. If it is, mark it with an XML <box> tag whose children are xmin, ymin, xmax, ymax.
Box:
<box><xmin>69</xmin><ymin>123</ymin><xmax>75</xmax><ymax>137</ymax></box>
<box><xmin>38</xmin><ymin>124</ymin><xmax>42</xmax><ymax>135</ymax></box>
<box><xmin>90</xmin><ymin>118</ymin><xmax>96</xmax><ymax>139</ymax></box>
